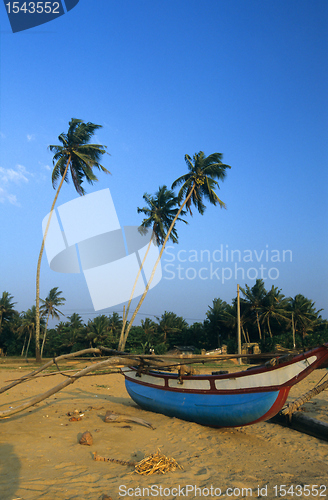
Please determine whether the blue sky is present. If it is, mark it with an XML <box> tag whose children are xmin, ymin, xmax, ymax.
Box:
<box><xmin>0</xmin><ymin>0</ymin><xmax>327</xmax><ymax>327</ymax></box>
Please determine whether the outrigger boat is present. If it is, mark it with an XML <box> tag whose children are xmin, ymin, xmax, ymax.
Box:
<box><xmin>121</xmin><ymin>344</ymin><xmax>328</xmax><ymax>428</ymax></box>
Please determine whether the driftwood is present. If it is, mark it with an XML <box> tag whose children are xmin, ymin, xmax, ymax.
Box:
<box><xmin>104</xmin><ymin>410</ymin><xmax>154</xmax><ymax>429</ymax></box>
<box><xmin>0</xmin><ymin>356</ymin><xmax>140</xmax><ymax>418</ymax></box>
<box><xmin>0</xmin><ymin>348</ymin><xmax>102</xmax><ymax>394</ymax></box>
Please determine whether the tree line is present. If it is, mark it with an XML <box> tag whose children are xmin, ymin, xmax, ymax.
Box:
<box><xmin>1</xmin><ymin>279</ymin><xmax>327</xmax><ymax>358</ymax></box>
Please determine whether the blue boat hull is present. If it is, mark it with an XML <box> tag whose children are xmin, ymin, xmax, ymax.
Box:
<box><xmin>125</xmin><ymin>379</ymin><xmax>281</xmax><ymax>427</ymax></box>
<box><xmin>122</xmin><ymin>344</ymin><xmax>328</xmax><ymax>427</ymax></box>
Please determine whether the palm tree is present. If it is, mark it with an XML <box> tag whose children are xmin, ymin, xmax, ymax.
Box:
<box><xmin>240</xmin><ymin>279</ymin><xmax>267</xmax><ymax>340</ymax></box>
<box><xmin>62</xmin><ymin>313</ymin><xmax>86</xmax><ymax>351</ymax></box>
<box><xmin>287</xmin><ymin>295</ymin><xmax>322</xmax><ymax>340</ymax></box>
<box><xmin>141</xmin><ymin>317</ymin><xmax>157</xmax><ymax>343</ymax></box>
<box><xmin>137</xmin><ymin>186</ymin><xmax>187</xmax><ymax>245</ymax></box>
<box><xmin>206</xmin><ymin>298</ymin><xmax>230</xmax><ymax>347</ymax></box>
<box><xmin>0</xmin><ymin>292</ymin><xmax>16</xmax><ymax>337</ymax></box>
<box><xmin>86</xmin><ymin>315</ymin><xmax>110</xmax><ymax>347</ymax></box>
<box><xmin>19</xmin><ymin>306</ymin><xmax>45</xmax><ymax>358</ymax></box>
<box><xmin>35</xmin><ymin>118</ymin><xmax>110</xmax><ymax>362</ymax></box>
<box><xmin>118</xmin><ymin>152</ymin><xmax>231</xmax><ymax>351</ymax></box>
<box><xmin>40</xmin><ymin>287</ymin><xmax>66</xmax><ymax>358</ymax></box>
<box><xmin>118</xmin><ymin>186</ymin><xmax>187</xmax><ymax>350</ymax></box>
<box><xmin>260</xmin><ymin>286</ymin><xmax>289</xmax><ymax>338</ymax></box>
<box><xmin>156</xmin><ymin>311</ymin><xmax>181</xmax><ymax>343</ymax></box>
<box><xmin>108</xmin><ymin>312</ymin><xmax>123</xmax><ymax>344</ymax></box>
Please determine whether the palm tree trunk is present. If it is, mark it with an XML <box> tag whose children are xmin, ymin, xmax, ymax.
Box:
<box><xmin>118</xmin><ymin>231</ymin><xmax>155</xmax><ymax>350</ymax></box>
<box><xmin>267</xmin><ymin>316</ymin><xmax>273</xmax><ymax>338</ymax></box>
<box><xmin>35</xmin><ymin>156</ymin><xmax>71</xmax><ymax>362</ymax></box>
<box><xmin>40</xmin><ymin>313</ymin><xmax>50</xmax><ymax>359</ymax></box>
<box><xmin>21</xmin><ymin>334</ymin><xmax>27</xmax><ymax>357</ymax></box>
<box><xmin>119</xmin><ymin>186</ymin><xmax>195</xmax><ymax>351</ymax></box>
<box><xmin>25</xmin><ymin>331</ymin><xmax>32</xmax><ymax>359</ymax></box>
<box><xmin>256</xmin><ymin>312</ymin><xmax>262</xmax><ymax>340</ymax></box>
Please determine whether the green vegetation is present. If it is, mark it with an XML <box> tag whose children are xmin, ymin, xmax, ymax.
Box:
<box><xmin>1</xmin><ymin>280</ymin><xmax>327</xmax><ymax>359</ymax></box>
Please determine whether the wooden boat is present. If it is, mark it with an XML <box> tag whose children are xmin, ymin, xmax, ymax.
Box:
<box><xmin>121</xmin><ymin>344</ymin><xmax>328</xmax><ymax>428</ymax></box>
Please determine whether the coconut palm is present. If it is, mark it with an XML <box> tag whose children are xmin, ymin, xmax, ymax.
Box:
<box><xmin>40</xmin><ymin>287</ymin><xmax>66</xmax><ymax>358</ymax></box>
<box><xmin>287</xmin><ymin>294</ymin><xmax>322</xmax><ymax>340</ymax></box>
<box><xmin>118</xmin><ymin>186</ymin><xmax>187</xmax><ymax>350</ymax></box>
<box><xmin>260</xmin><ymin>286</ymin><xmax>289</xmax><ymax>338</ymax></box>
<box><xmin>240</xmin><ymin>280</ymin><xmax>267</xmax><ymax>340</ymax></box>
<box><xmin>118</xmin><ymin>152</ymin><xmax>230</xmax><ymax>351</ymax></box>
<box><xmin>63</xmin><ymin>313</ymin><xmax>86</xmax><ymax>351</ymax></box>
<box><xmin>137</xmin><ymin>186</ymin><xmax>187</xmax><ymax>245</ymax></box>
<box><xmin>86</xmin><ymin>315</ymin><xmax>110</xmax><ymax>348</ymax></box>
<box><xmin>206</xmin><ymin>298</ymin><xmax>230</xmax><ymax>347</ymax></box>
<box><xmin>140</xmin><ymin>317</ymin><xmax>157</xmax><ymax>346</ymax></box>
<box><xmin>108</xmin><ymin>312</ymin><xmax>123</xmax><ymax>343</ymax></box>
<box><xmin>35</xmin><ymin>118</ymin><xmax>110</xmax><ymax>362</ymax></box>
<box><xmin>0</xmin><ymin>292</ymin><xmax>16</xmax><ymax>337</ymax></box>
<box><xmin>19</xmin><ymin>306</ymin><xmax>45</xmax><ymax>358</ymax></box>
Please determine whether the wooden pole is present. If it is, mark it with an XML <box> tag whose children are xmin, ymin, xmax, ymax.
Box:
<box><xmin>292</xmin><ymin>312</ymin><xmax>296</xmax><ymax>348</ymax></box>
<box><xmin>237</xmin><ymin>284</ymin><xmax>242</xmax><ymax>364</ymax></box>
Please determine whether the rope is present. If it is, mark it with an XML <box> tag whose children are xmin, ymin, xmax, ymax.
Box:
<box><xmin>282</xmin><ymin>373</ymin><xmax>328</xmax><ymax>416</ymax></box>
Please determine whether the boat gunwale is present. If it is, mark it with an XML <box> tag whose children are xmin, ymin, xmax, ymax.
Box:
<box><xmin>121</xmin><ymin>344</ymin><xmax>328</xmax><ymax>395</ymax></box>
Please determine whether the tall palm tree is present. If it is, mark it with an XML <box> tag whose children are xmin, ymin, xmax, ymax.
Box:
<box><xmin>0</xmin><ymin>292</ymin><xmax>16</xmax><ymax>337</ymax></box>
<box><xmin>40</xmin><ymin>287</ymin><xmax>66</xmax><ymax>358</ymax></box>
<box><xmin>137</xmin><ymin>186</ymin><xmax>187</xmax><ymax>245</ymax></box>
<box><xmin>118</xmin><ymin>151</ymin><xmax>231</xmax><ymax>351</ymax></box>
<box><xmin>118</xmin><ymin>186</ymin><xmax>187</xmax><ymax>350</ymax></box>
<box><xmin>35</xmin><ymin>118</ymin><xmax>110</xmax><ymax>362</ymax></box>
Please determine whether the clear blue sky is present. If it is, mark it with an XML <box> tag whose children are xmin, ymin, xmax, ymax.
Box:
<box><xmin>0</xmin><ymin>0</ymin><xmax>327</xmax><ymax>327</ymax></box>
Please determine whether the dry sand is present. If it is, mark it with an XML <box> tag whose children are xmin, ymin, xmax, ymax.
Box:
<box><xmin>0</xmin><ymin>362</ymin><xmax>327</xmax><ymax>500</ymax></box>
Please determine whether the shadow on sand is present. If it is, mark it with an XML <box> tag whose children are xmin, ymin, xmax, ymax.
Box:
<box><xmin>0</xmin><ymin>443</ymin><xmax>21</xmax><ymax>500</ymax></box>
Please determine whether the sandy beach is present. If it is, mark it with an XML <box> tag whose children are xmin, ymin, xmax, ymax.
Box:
<box><xmin>0</xmin><ymin>362</ymin><xmax>327</xmax><ymax>500</ymax></box>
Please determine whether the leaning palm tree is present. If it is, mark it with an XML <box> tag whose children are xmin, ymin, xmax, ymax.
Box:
<box><xmin>118</xmin><ymin>151</ymin><xmax>231</xmax><ymax>351</ymax></box>
<box><xmin>118</xmin><ymin>186</ymin><xmax>187</xmax><ymax>350</ymax></box>
<box><xmin>35</xmin><ymin>118</ymin><xmax>110</xmax><ymax>362</ymax></box>
<box><xmin>40</xmin><ymin>287</ymin><xmax>66</xmax><ymax>358</ymax></box>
